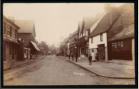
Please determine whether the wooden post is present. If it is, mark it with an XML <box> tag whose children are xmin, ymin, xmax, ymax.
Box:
<box><xmin>132</xmin><ymin>38</ymin><xmax>134</xmax><ymax>63</ymax></box>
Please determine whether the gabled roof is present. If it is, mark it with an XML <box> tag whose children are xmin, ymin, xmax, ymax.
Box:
<box><xmin>83</xmin><ymin>16</ymin><xmax>99</xmax><ymax>30</ymax></box>
<box><xmin>108</xmin><ymin>24</ymin><xmax>134</xmax><ymax>41</ymax></box>
<box><xmin>90</xmin><ymin>13</ymin><xmax>106</xmax><ymax>36</ymax></box>
<box><xmin>90</xmin><ymin>8</ymin><xmax>121</xmax><ymax>37</ymax></box>
<box><xmin>107</xmin><ymin>4</ymin><xmax>134</xmax><ymax>39</ymax></box>
<box><xmin>14</xmin><ymin>20</ymin><xmax>36</xmax><ymax>37</ymax></box>
<box><xmin>78</xmin><ymin>16</ymin><xmax>100</xmax><ymax>35</ymax></box>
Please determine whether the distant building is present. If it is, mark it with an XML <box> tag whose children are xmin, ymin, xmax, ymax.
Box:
<box><xmin>77</xmin><ymin>16</ymin><xmax>99</xmax><ymax>57</ymax></box>
<box><xmin>14</xmin><ymin>20</ymin><xmax>36</xmax><ymax>46</ymax></box>
<box><xmin>3</xmin><ymin>16</ymin><xmax>20</xmax><ymax>69</ymax></box>
<box><xmin>14</xmin><ymin>19</ymin><xmax>40</xmax><ymax>58</ymax></box>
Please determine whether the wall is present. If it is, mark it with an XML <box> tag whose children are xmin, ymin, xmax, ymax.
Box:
<box><xmin>89</xmin><ymin>32</ymin><xmax>107</xmax><ymax>49</ymax></box>
<box><xmin>18</xmin><ymin>33</ymin><xmax>35</xmax><ymax>47</ymax></box>
<box><xmin>3</xmin><ymin>19</ymin><xmax>18</xmax><ymax>42</ymax></box>
<box><xmin>108</xmin><ymin>38</ymin><xmax>132</xmax><ymax>60</ymax></box>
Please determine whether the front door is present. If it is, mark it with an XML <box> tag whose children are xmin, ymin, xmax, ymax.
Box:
<box><xmin>97</xmin><ymin>44</ymin><xmax>105</xmax><ymax>61</ymax></box>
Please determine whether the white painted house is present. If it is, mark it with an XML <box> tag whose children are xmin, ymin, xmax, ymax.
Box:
<box><xmin>89</xmin><ymin>8</ymin><xmax>121</xmax><ymax>61</ymax></box>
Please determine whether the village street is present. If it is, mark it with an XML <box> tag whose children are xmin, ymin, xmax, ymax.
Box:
<box><xmin>4</xmin><ymin>55</ymin><xmax>134</xmax><ymax>85</ymax></box>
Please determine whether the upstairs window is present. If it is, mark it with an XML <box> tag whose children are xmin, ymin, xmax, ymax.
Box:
<box><xmin>15</xmin><ymin>30</ymin><xmax>17</xmax><ymax>39</ymax></box>
<box><xmin>3</xmin><ymin>23</ymin><xmax>6</xmax><ymax>34</ymax></box>
<box><xmin>10</xmin><ymin>26</ymin><xmax>12</xmax><ymax>37</ymax></box>
<box><xmin>7</xmin><ymin>25</ymin><xmax>10</xmax><ymax>36</ymax></box>
<box><xmin>100</xmin><ymin>33</ymin><xmax>103</xmax><ymax>41</ymax></box>
<box><xmin>91</xmin><ymin>37</ymin><xmax>93</xmax><ymax>43</ymax></box>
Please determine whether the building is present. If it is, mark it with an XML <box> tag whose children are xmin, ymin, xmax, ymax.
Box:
<box><xmin>77</xmin><ymin>16</ymin><xmax>100</xmax><ymax>57</ymax></box>
<box><xmin>107</xmin><ymin>4</ymin><xmax>134</xmax><ymax>61</ymax></box>
<box><xmin>14</xmin><ymin>19</ymin><xmax>40</xmax><ymax>59</ymax></box>
<box><xmin>108</xmin><ymin>24</ymin><xmax>134</xmax><ymax>61</ymax></box>
<box><xmin>89</xmin><ymin>4</ymin><xmax>134</xmax><ymax>61</ymax></box>
<box><xmin>3</xmin><ymin>16</ymin><xmax>20</xmax><ymax>69</ymax></box>
<box><xmin>89</xmin><ymin>7</ymin><xmax>121</xmax><ymax>61</ymax></box>
<box><xmin>68</xmin><ymin>31</ymin><xmax>78</xmax><ymax>58</ymax></box>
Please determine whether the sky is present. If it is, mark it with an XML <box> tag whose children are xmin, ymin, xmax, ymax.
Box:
<box><xmin>3</xmin><ymin>3</ymin><xmax>124</xmax><ymax>47</ymax></box>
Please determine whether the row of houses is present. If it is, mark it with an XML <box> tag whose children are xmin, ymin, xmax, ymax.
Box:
<box><xmin>63</xmin><ymin>3</ymin><xmax>134</xmax><ymax>62</ymax></box>
<box><xmin>3</xmin><ymin>16</ymin><xmax>40</xmax><ymax>69</ymax></box>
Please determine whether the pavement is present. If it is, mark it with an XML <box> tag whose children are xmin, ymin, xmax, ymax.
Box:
<box><xmin>4</xmin><ymin>55</ymin><xmax>45</xmax><ymax>81</ymax></box>
<box><xmin>4</xmin><ymin>55</ymin><xmax>45</xmax><ymax>71</ymax></box>
<box><xmin>65</xmin><ymin>56</ymin><xmax>135</xmax><ymax>79</ymax></box>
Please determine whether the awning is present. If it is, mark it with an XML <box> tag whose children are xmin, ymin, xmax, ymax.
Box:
<box><xmin>30</xmin><ymin>41</ymin><xmax>40</xmax><ymax>51</ymax></box>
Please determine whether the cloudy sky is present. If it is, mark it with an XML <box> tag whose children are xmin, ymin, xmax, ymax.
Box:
<box><xmin>3</xmin><ymin>3</ymin><xmax>124</xmax><ymax>47</ymax></box>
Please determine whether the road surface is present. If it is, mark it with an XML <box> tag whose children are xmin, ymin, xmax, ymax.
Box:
<box><xmin>4</xmin><ymin>55</ymin><xmax>134</xmax><ymax>85</ymax></box>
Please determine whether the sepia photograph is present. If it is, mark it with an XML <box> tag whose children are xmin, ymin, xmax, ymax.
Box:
<box><xmin>2</xmin><ymin>3</ymin><xmax>135</xmax><ymax>86</ymax></box>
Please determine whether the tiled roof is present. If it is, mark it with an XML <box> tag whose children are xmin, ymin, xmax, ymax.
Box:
<box><xmin>107</xmin><ymin>3</ymin><xmax>134</xmax><ymax>39</ymax></box>
<box><xmin>90</xmin><ymin>9</ymin><xmax>121</xmax><ymax>37</ymax></box>
<box><xmin>90</xmin><ymin>13</ymin><xmax>106</xmax><ymax>36</ymax></box>
<box><xmin>108</xmin><ymin>24</ymin><xmax>134</xmax><ymax>41</ymax></box>
<box><xmin>83</xmin><ymin>16</ymin><xmax>99</xmax><ymax>30</ymax></box>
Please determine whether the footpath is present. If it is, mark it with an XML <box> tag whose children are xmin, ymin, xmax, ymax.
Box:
<box><xmin>65</xmin><ymin>56</ymin><xmax>135</xmax><ymax>79</ymax></box>
<box><xmin>4</xmin><ymin>55</ymin><xmax>45</xmax><ymax>81</ymax></box>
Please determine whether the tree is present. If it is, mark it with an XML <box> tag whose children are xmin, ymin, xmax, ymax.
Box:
<box><xmin>38</xmin><ymin>41</ymin><xmax>49</xmax><ymax>55</ymax></box>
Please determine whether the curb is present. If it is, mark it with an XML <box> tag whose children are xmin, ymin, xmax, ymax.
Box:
<box><xmin>67</xmin><ymin>60</ymin><xmax>135</xmax><ymax>79</ymax></box>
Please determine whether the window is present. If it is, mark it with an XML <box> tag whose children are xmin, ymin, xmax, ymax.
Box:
<box><xmin>100</xmin><ymin>33</ymin><xmax>103</xmax><ymax>41</ymax></box>
<box><xmin>112</xmin><ymin>42</ymin><xmax>117</xmax><ymax>48</ymax></box>
<box><xmin>118</xmin><ymin>42</ymin><xmax>121</xmax><ymax>47</ymax></box>
<box><xmin>116</xmin><ymin>41</ymin><xmax>124</xmax><ymax>48</ymax></box>
<box><xmin>15</xmin><ymin>30</ymin><xmax>17</xmax><ymax>39</ymax></box>
<box><xmin>10</xmin><ymin>26</ymin><xmax>12</xmax><ymax>37</ymax></box>
<box><xmin>7</xmin><ymin>25</ymin><xmax>10</xmax><ymax>36</ymax></box>
<box><xmin>3</xmin><ymin>23</ymin><xmax>6</xmax><ymax>34</ymax></box>
<box><xmin>121</xmin><ymin>41</ymin><xmax>124</xmax><ymax>47</ymax></box>
<box><xmin>91</xmin><ymin>37</ymin><xmax>93</xmax><ymax>43</ymax></box>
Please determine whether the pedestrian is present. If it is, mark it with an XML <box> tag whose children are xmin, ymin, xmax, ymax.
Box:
<box><xmin>91</xmin><ymin>50</ymin><xmax>96</xmax><ymax>62</ymax></box>
<box><xmin>75</xmin><ymin>47</ymin><xmax>78</xmax><ymax>62</ymax></box>
<box><xmin>67</xmin><ymin>50</ymin><xmax>70</xmax><ymax>59</ymax></box>
<box><xmin>88</xmin><ymin>50</ymin><xmax>92</xmax><ymax>65</ymax></box>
